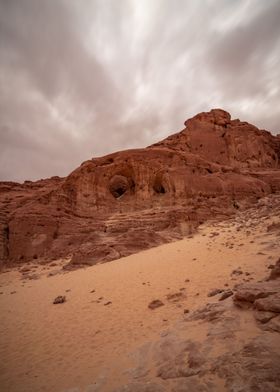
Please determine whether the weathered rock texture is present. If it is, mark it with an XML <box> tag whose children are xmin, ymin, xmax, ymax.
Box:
<box><xmin>233</xmin><ymin>258</ymin><xmax>280</xmax><ymax>333</ymax></box>
<box><xmin>112</xmin><ymin>258</ymin><xmax>280</xmax><ymax>392</ymax></box>
<box><xmin>1</xmin><ymin>109</ymin><xmax>280</xmax><ymax>267</ymax></box>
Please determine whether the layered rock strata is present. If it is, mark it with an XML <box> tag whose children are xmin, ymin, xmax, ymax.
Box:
<box><xmin>1</xmin><ymin>109</ymin><xmax>280</xmax><ymax>267</ymax></box>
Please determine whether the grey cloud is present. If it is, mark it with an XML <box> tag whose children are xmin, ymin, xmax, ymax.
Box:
<box><xmin>209</xmin><ymin>0</ymin><xmax>280</xmax><ymax>72</ymax></box>
<box><xmin>0</xmin><ymin>0</ymin><xmax>279</xmax><ymax>182</ymax></box>
<box><xmin>204</xmin><ymin>0</ymin><xmax>280</xmax><ymax>130</ymax></box>
<box><xmin>0</xmin><ymin>0</ymin><xmax>122</xmax><ymax>112</ymax></box>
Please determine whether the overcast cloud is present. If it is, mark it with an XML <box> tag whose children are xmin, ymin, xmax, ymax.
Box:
<box><xmin>0</xmin><ymin>0</ymin><xmax>279</xmax><ymax>182</ymax></box>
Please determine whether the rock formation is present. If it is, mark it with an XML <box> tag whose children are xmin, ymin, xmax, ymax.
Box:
<box><xmin>113</xmin><ymin>257</ymin><xmax>280</xmax><ymax>392</ymax></box>
<box><xmin>1</xmin><ymin>108</ymin><xmax>280</xmax><ymax>267</ymax></box>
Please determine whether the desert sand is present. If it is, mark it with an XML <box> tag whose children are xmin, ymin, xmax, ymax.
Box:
<box><xmin>0</xmin><ymin>195</ymin><xmax>279</xmax><ymax>392</ymax></box>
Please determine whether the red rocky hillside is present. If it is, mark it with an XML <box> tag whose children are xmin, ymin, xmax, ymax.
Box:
<box><xmin>1</xmin><ymin>109</ymin><xmax>280</xmax><ymax>267</ymax></box>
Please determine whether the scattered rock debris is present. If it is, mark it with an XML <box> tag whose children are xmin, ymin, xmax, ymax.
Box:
<box><xmin>148</xmin><ymin>300</ymin><xmax>164</xmax><ymax>310</ymax></box>
<box><xmin>207</xmin><ymin>288</ymin><xmax>224</xmax><ymax>297</ymax></box>
<box><xmin>53</xmin><ymin>295</ymin><xmax>66</xmax><ymax>304</ymax></box>
<box><xmin>219</xmin><ymin>290</ymin><xmax>233</xmax><ymax>301</ymax></box>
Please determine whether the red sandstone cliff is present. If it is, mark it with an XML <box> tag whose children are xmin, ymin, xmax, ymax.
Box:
<box><xmin>1</xmin><ymin>109</ymin><xmax>280</xmax><ymax>267</ymax></box>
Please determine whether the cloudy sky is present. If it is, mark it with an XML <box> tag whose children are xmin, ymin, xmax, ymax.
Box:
<box><xmin>0</xmin><ymin>0</ymin><xmax>279</xmax><ymax>182</ymax></box>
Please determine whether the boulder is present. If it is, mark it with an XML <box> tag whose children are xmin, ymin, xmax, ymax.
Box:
<box><xmin>233</xmin><ymin>281</ymin><xmax>279</xmax><ymax>304</ymax></box>
<box><xmin>255</xmin><ymin>294</ymin><xmax>280</xmax><ymax>313</ymax></box>
<box><xmin>53</xmin><ymin>295</ymin><xmax>66</xmax><ymax>304</ymax></box>
<box><xmin>148</xmin><ymin>300</ymin><xmax>164</xmax><ymax>310</ymax></box>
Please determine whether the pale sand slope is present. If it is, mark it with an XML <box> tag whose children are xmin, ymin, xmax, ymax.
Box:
<box><xmin>0</xmin><ymin>199</ymin><xmax>279</xmax><ymax>392</ymax></box>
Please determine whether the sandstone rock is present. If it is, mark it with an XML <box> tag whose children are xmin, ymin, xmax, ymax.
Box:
<box><xmin>70</xmin><ymin>245</ymin><xmax>121</xmax><ymax>266</ymax></box>
<box><xmin>219</xmin><ymin>289</ymin><xmax>233</xmax><ymax>301</ymax></box>
<box><xmin>268</xmin><ymin>258</ymin><xmax>280</xmax><ymax>280</ymax></box>
<box><xmin>262</xmin><ymin>315</ymin><xmax>280</xmax><ymax>333</ymax></box>
<box><xmin>267</xmin><ymin>222</ymin><xmax>280</xmax><ymax>232</ymax></box>
<box><xmin>166</xmin><ymin>292</ymin><xmax>185</xmax><ymax>302</ymax></box>
<box><xmin>20</xmin><ymin>267</ymin><xmax>31</xmax><ymax>273</ymax></box>
<box><xmin>186</xmin><ymin>302</ymin><xmax>228</xmax><ymax>322</ymax></box>
<box><xmin>157</xmin><ymin>362</ymin><xmax>200</xmax><ymax>380</ymax></box>
<box><xmin>254</xmin><ymin>311</ymin><xmax>277</xmax><ymax>324</ymax></box>
<box><xmin>211</xmin><ymin>337</ymin><xmax>280</xmax><ymax>391</ymax></box>
<box><xmin>233</xmin><ymin>273</ymin><xmax>280</xmax><ymax>335</ymax></box>
<box><xmin>254</xmin><ymin>294</ymin><xmax>280</xmax><ymax>313</ymax></box>
<box><xmin>233</xmin><ymin>281</ymin><xmax>279</xmax><ymax>304</ymax></box>
<box><xmin>148</xmin><ymin>300</ymin><xmax>164</xmax><ymax>310</ymax></box>
<box><xmin>207</xmin><ymin>288</ymin><xmax>224</xmax><ymax>297</ymax></box>
<box><xmin>1</xmin><ymin>109</ymin><xmax>280</xmax><ymax>267</ymax></box>
<box><xmin>115</xmin><ymin>278</ymin><xmax>280</xmax><ymax>391</ymax></box>
<box><xmin>53</xmin><ymin>295</ymin><xmax>66</xmax><ymax>304</ymax></box>
<box><xmin>231</xmin><ymin>269</ymin><xmax>243</xmax><ymax>276</ymax></box>
<box><xmin>156</xmin><ymin>340</ymin><xmax>205</xmax><ymax>380</ymax></box>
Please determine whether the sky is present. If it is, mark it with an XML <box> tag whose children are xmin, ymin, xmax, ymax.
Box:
<box><xmin>0</xmin><ymin>0</ymin><xmax>280</xmax><ymax>182</ymax></box>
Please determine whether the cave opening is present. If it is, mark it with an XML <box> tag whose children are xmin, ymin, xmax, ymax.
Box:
<box><xmin>4</xmin><ymin>226</ymin><xmax>9</xmax><ymax>240</ymax></box>
<box><xmin>156</xmin><ymin>184</ymin><xmax>166</xmax><ymax>194</ymax></box>
<box><xmin>109</xmin><ymin>174</ymin><xmax>135</xmax><ymax>199</ymax></box>
<box><xmin>3</xmin><ymin>225</ymin><xmax>9</xmax><ymax>258</ymax></box>
<box><xmin>113</xmin><ymin>187</ymin><xmax>127</xmax><ymax>198</ymax></box>
<box><xmin>153</xmin><ymin>180</ymin><xmax>166</xmax><ymax>194</ymax></box>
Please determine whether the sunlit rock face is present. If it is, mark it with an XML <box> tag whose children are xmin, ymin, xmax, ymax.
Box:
<box><xmin>1</xmin><ymin>109</ymin><xmax>280</xmax><ymax>267</ymax></box>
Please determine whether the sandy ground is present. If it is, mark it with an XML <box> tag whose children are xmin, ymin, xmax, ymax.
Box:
<box><xmin>0</xmin><ymin>208</ymin><xmax>279</xmax><ymax>392</ymax></box>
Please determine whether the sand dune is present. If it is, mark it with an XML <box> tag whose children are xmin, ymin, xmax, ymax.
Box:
<box><xmin>0</xmin><ymin>198</ymin><xmax>280</xmax><ymax>392</ymax></box>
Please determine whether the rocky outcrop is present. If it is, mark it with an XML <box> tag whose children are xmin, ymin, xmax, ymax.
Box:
<box><xmin>268</xmin><ymin>257</ymin><xmax>280</xmax><ymax>280</ymax></box>
<box><xmin>211</xmin><ymin>337</ymin><xmax>280</xmax><ymax>392</ymax></box>
<box><xmin>233</xmin><ymin>281</ymin><xmax>279</xmax><ymax>304</ymax></box>
<box><xmin>1</xmin><ymin>109</ymin><xmax>280</xmax><ymax>267</ymax></box>
<box><xmin>109</xmin><ymin>257</ymin><xmax>280</xmax><ymax>392</ymax></box>
<box><xmin>111</xmin><ymin>301</ymin><xmax>280</xmax><ymax>392</ymax></box>
<box><xmin>233</xmin><ymin>258</ymin><xmax>280</xmax><ymax>334</ymax></box>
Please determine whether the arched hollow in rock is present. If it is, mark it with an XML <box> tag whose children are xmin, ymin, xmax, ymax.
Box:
<box><xmin>154</xmin><ymin>184</ymin><xmax>166</xmax><ymax>194</ymax></box>
<box><xmin>153</xmin><ymin>175</ymin><xmax>167</xmax><ymax>194</ymax></box>
<box><xmin>109</xmin><ymin>175</ymin><xmax>135</xmax><ymax>199</ymax></box>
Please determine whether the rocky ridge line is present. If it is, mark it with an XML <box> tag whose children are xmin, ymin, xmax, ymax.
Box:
<box><xmin>1</xmin><ymin>109</ymin><xmax>280</xmax><ymax>268</ymax></box>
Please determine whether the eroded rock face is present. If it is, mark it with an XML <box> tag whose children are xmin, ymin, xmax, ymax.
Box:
<box><xmin>1</xmin><ymin>109</ymin><xmax>280</xmax><ymax>266</ymax></box>
<box><xmin>233</xmin><ymin>258</ymin><xmax>280</xmax><ymax>334</ymax></box>
<box><xmin>112</xmin><ymin>259</ymin><xmax>280</xmax><ymax>392</ymax></box>
<box><xmin>268</xmin><ymin>258</ymin><xmax>280</xmax><ymax>280</ymax></box>
<box><xmin>233</xmin><ymin>281</ymin><xmax>279</xmax><ymax>304</ymax></box>
<box><xmin>114</xmin><ymin>298</ymin><xmax>280</xmax><ymax>392</ymax></box>
<box><xmin>211</xmin><ymin>337</ymin><xmax>280</xmax><ymax>392</ymax></box>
